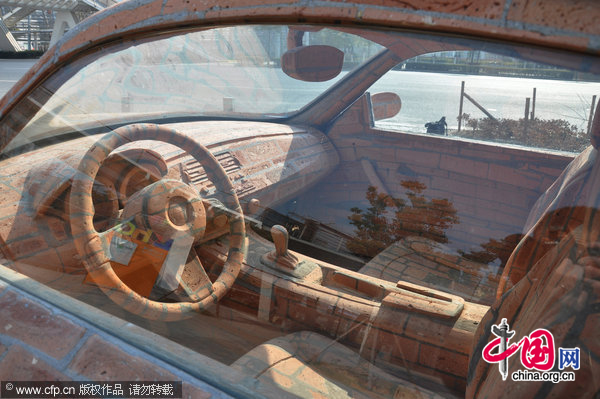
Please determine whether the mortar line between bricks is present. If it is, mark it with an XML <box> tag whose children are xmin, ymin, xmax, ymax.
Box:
<box><xmin>90</xmin><ymin>328</ymin><xmax>187</xmax><ymax>373</ymax></box>
<box><xmin>0</xmin><ymin>286</ymin><xmax>10</xmax><ymax>300</ymax></box>
<box><xmin>62</xmin><ymin>330</ymin><xmax>235</xmax><ymax>398</ymax></box>
<box><xmin>0</xmin><ymin>270</ymin><xmax>251</xmax><ymax>398</ymax></box>
<box><xmin>0</xmin><ymin>334</ymin><xmax>71</xmax><ymax>374</ymax></box>
<box><xmin>0</xmin><ymin>280</ymin><xmax>180</xmax><ymax>374</ymax></box>
<box><xmin>0</xmin><ymin>285</ymin><xmax>92</xmax><ymax>371</ymax></box>
<box><xmin>0</xmin><ymin>344</ymin><xmax>8</xmax><ymax>364</ymax></box>
<box><xmin>501</xmin><ymin>0</ymin><xmax>512</xmax><ymax>26</ymax></box>
<box><xmin>0</xmin><ymin>318</ymin><xmax>155</xmax><ymax>384</ymax></box>
<box><xmin>86</xmin><ymin>328</ymin><xmax>231</xmax><ymax>397</ymax></box>
<box><xmin>54</xmin><ymin>329</ymin><xmax>95</xmax><ymax>373</ymax></box>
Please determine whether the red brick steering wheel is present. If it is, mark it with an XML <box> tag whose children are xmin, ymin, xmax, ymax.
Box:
<box><xmin>70</xmin><ymin>124</ymin><xmax>245</xmax><ymax>321</ymax></box>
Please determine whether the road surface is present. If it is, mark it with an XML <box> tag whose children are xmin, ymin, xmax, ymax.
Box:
<box><xmin>0</xmin><ymin>59</ymin><xmax>37</xmax><ymax>98</ymax></box>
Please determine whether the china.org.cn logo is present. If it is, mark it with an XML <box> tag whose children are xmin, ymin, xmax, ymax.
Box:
<box><xmin>482</xmin><ymin>318</ymin><xmax>579</xmax><ymax>383</ymax></box>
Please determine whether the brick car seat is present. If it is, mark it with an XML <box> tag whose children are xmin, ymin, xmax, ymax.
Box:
<box><xmin>232</xmin><ymin>330</ymin><xmax>449</xmax><ymax>398</ymax></box>
<box><xmin>466</xmin><ymin>108</ymin><xmax>600</xmax><ymax>398</ymax></box>
<box><xmin>495</xmin><ymin>144</ymin><xmax>596</xmax><ymax>298</ymax></box>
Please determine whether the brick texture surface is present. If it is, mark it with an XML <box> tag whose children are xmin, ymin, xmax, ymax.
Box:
<box><xmin>0</xmin><ymin>287</ymin><xmax>217</xmax><ymax>397</ymax></box>
<box><xmin>357</xmin><ymin>0</ymin><xmax>505</xmax><ymax>18</ymax></box>
<box><xmin>69</xmin><ymin>334</ymin><xmax>177</xmax><ymax>381</ymax></box>
<box><xmin>508</xmin><ymin>0</ymin><xmax>599</xmax><ymax>35</ymax></box>
<box><xmin>0</xmin><ymin>291</ymin><xmax>86</xmax><ymax>359</ymax></box>
<box><xmin>0</xmin><ymin>345</ymin><xmax>70</xmax><ymax>380</ymax></box>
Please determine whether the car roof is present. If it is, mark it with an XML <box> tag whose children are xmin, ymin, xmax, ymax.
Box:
<box><xmin>1</xmin><ymin>0</ymin><xmax>599</xmax><ymax>120</ymax></box>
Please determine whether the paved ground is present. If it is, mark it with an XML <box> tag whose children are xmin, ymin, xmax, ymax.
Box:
<box><xmin>0</xmin><ymin>59</ymin><xmax>38</xmax><ymax>98</ymax></box>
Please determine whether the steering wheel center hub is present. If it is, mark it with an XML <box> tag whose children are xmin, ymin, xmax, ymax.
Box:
<box><xmin>122</xmin><ymin>179</ymin><xmax>206</xmax><ymax>243</ymax></box>
<box><xmin>168</xmin><ymin>196</ymin><xmax>192</xmax><ymax>226</ymax></box>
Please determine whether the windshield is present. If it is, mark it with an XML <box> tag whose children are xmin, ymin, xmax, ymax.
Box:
<box><xmin>8</xmin><ymin>26</ymin><xmax>382</xmax><ymax>153</ymax></box>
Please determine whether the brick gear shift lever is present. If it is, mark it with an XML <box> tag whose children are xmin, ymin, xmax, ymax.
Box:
<box><xmin>271</xmin><ymin>225</ymin><xmax>289</xmax><ymax>257</ymax></box>
<box><xmin>262</xmin><ymin>224</ymin><xmax>299</xmax><ymax>270</ymax></box>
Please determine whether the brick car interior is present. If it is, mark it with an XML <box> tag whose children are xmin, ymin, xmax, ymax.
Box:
<box><xmin>0</xmin><ymin>1</ymin><xmax>599</xmax><ymax>398</ymax></box>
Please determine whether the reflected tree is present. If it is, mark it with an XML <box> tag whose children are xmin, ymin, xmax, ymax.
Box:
<box><xmin>458</xmin><ymin>233</ymin><xmax>523</xmax><ymax>267</ymax></box>
<box><xmin>347</xmin><ymin>181</ymin><xmax>459</xmax><ymax>257</ymax></box>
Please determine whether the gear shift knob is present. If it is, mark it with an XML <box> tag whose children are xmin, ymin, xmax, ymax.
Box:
<box><xmin>271</xmin><ymin>225</ymin><xmax>289</xmax><ymax>257</ymax></box>
<box><xmin>261</xmin><ymin>224</ymin><xmax>298</xmax><ymax>271</ymax></box>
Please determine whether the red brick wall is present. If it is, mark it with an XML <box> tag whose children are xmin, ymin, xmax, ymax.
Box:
<box><xmin>0</xmin><ymin>268</ymin><xmax>239</xmax><ymax>399</ymax></box>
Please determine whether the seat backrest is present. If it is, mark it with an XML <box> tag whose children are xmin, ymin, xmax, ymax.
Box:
<box><xmin>495</xmin><ymin>103</ymin><xmax>600</xmax><ymax>299</ymax></box>
<box><xmin>495</xmin><ymin>145</ymin><xmax>596</xmax><ymax>297</ymax></box>
<box><xmin>466</xmin><ymin>105</ymin><xmax>600</xmax><ymax>398</ymax></box>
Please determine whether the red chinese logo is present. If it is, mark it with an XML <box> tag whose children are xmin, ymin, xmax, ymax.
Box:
<box><xmin>482</xmin><ymin>319</ymin><xmax>555</xmax><ymax>380</ymax></box>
